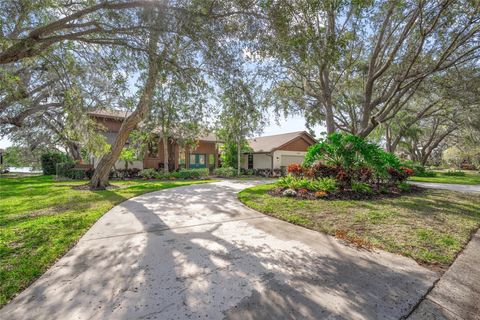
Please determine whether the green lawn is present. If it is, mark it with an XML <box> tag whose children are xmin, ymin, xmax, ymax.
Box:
<box><xmin>239</xmin><ymin>184</ymin><xmax>480</xmax><ymax>269</ymax></box>
<box><xmin>0</xmin><ymin>175</ymin><xmax>213</xmax><ymax>307</ymax></box>
<box><xmin>409</xmin><ymin>171</ymin><xmax>480</xmax><ymax>185</ymax></box>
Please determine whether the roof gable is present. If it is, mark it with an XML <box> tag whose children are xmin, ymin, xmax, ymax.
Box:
<box><xmin>247</xmin><ymin>131</ymin><xmax>317</xmax><ymax>153</ymax></box>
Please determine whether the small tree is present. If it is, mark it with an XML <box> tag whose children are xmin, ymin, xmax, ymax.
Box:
<box><xmin>219</xmin><ymin>140</ymin><xmax>251</xmax><ymax>169</ymax></box>
<box><xmin>119</xmin><ymin>148</ymin><xmax>136</xmax><ymax>171</ymax></box>
<box><xmin>217</xmin><ymin>78</ymin><xmax>266</xmax><ymax>175</ymax></box>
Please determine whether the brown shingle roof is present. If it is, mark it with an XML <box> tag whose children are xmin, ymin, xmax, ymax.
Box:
<box><xmin>198</xmin><ymin>133</ymin><xmax>221</xmax><ymax>142</ymax></box>
<box><xmin>247</xmin><ymin>131</ymin><xmax>316</xmax><ymax>153</ymax></box>
<box><xmin>88</xmin><ymin>109</ymin><xmax>131</xmax><ymax>120</ymax></box>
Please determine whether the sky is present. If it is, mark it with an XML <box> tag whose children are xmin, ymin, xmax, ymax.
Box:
<box><xmin>0</xmin><ymin>113</ymin><xmax>325</xmax><ymax>149</ymax></box>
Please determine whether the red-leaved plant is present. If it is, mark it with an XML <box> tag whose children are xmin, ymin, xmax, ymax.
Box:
<box><xmin>287</xmin><ymin>163</ymin><xmax>303</xmax><ymax>177</ymax></box>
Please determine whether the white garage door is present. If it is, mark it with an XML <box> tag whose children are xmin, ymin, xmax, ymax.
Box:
<box><xmin>281</xmin><ymin>155</ymin><xmax>305</xmax><ymax>167</ymax></box>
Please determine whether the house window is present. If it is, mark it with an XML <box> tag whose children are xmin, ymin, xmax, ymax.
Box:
<box><xmin>147</xmin><ymin>141</ymin><xmax>158</xmax><ymax>158</ymax></box>
<box><xmin>190</xmin><ymin>154</ymin><xmax>196</xmax><ymax>164</ymax></box>
<box><xmin>209</xmin><ymin>154</ymin><xmax>215</xmax><ymax>165</ymax></box>
<box><xmin>248</xmin><ymin>154</ymin><xmax>253</xmax><ymax>169</ymax></box>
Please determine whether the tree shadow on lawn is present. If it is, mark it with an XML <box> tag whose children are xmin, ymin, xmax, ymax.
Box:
<box><xmin>397</xmin><ymin>194</ymin><xmax>478</xmax><ymax>219</ymax></box>
<box><xmin>353</xmin><ymin>190</ymin><xmax>480</xmax><ymax>220</ymax></box>
<box><xmin>1</xmin><ymin>182</ymin><xmax>436</xmax><ymax>320</ymax></box>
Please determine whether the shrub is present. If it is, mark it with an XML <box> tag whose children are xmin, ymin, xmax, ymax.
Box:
<box><xmin>282</xmin><ymin>189</ymin><xmax>297</xmax><ymax>197</ymax></box>
<box><xmin>116</xmin><ymin>168</ymin><xmax>141</xmax><ymax>179</ymax></box>
<box><xmin>353</xmin><ymin>167</ymin><xmax>374</xmax><ymax>183</ymax></box>
<box><xmin>444</xmin><ymin>170</ymin><xmax>466</xmax><ymax>176</ymax></box>
<box><xmin>308</xmin><ymin>177</ymin><xmax>337</xmax><ymax>193</ymax></box>
<box><xmin>460</xmin><ymin>163</ymin><xmax>476</xmax><ymax>170</ymax></box>
<box><xmin>277</xmin><ymin>175</ymin><xmax>311</xmax><ymax>189</ymax></box>
<box><xmin>240</xmin><ymin>168</ymin><xmax>254</xmax><ymax>175</ymax></box>
<box><xmin>310</xmin><ymin>163</ymin><xmax>339</xmax><ymax>178</ymax></box>
<box><xmin>55</xmin><ymin>162</ymin><xmax>87</xmax><ymax>180</ymax></box>
<box><xmin>304</xmin><ymin>133</ymin><xmax>401</xmax><ymax>176</ymax></box>
<box><xmin>214</xmin><ymin>167</ymin><xmax>237</xmax><ymax>177</ymax></box>
<box><xmin>387</xmin><ymin>167</ymin><xmax>410</xmax><ymax>183</ymax></box>
<box><xmin>41</xmin><ymin>152</ymin><xmax>71</xmax><ymax>175</ymax></box>
<box><xmin>178</xmin><ymin>168</ymin><xmax>209</xmax><ymax>179</ymax></box>
<box><xmin>314</xmin><ymin>191</ymin><xmax>327</xmax><ymax>198</ymax></box>
<box><xmin>139</xmin><ymin>168</ymin><xmax>159</xmax><ymax>179</ymax></box>
<box><xmin>253</xmin><ymin>168</ymin><xmax>284</xmax><ymax>177</ymax></box>
<box><xmin>85</xmin><ymin>168</ymin><xmax>95</xmax><ymax>179</ymax></box>
<box><xmin>297</xmin><ymin>188</ymin><xmax>309</xmax><ymax>196</ymax></box>
<box><xmin>351</xmin><ymin>181</ymin><xmax>372</xmax><ymax>194</ymax></box>
<box><xmin>400</xmin><ymin>166</ymin><xmax>414</xmax><ymax>177</ymax></box>
<box><xmin>287</xmin><ymin>163</ymin><xmax>303</xmax><ymax>177</ymax></box>
<box><xmin>397</xmin><ymin>182</ymin><xmax>411</xmax><ymax>192</ymax></box>
<box><xmin>140</xmin><ymin>168</ymin><xmax>208</xmax><ymax>180</ymax></box>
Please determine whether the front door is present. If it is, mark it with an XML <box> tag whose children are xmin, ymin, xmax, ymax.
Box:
<box><xmin>189</xmin><ymin>154</ymin><xmax>206</xmax><ymax>169</ymax></box>
<box><xmin>248</xmin><ymin>154</ymin><xmax>253</xmax><ymax>169</ymax></box>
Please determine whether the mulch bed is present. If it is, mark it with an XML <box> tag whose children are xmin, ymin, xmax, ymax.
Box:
<box><xmin>268</xmin><ymin>185</ymin><xmax>424</xmax><ymax>201</ymax></box>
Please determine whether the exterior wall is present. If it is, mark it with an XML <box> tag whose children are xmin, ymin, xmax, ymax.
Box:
<box><xmin>91</xmin><ymin>158</ymin><xmax>144</xmax><ymax>170</ymax></box>
<box><xmin>114</xmin><ymin>160</ymin><xmax>144</xmax><ymax>170</ymax></box>
<box><xmin>89</xmin><ymin>115</ymin><xmax>220</xmax><ymax>171</ymax></box>
<box><xmin>241</xmin><ymin>153</ymin><xmax>272</xmax><ymax>170</ymax></box>
<box><xmin>279</xmin><ymin>136</ymin><xmax>313</xmax><ymax>152</ymax></box>
<box><xmin>143</xmin><ymin>139</ymin><xmax>179</xmax><ymax>170</ymax></box>
<box><xmin>272</xmin><ymin>150</ymin><xmax>307</xmax><ymax>169</ymax></box>
<box><xmin>185</xmin><ymin>141</ymin><xmax>218</xmax><ymax>169</ymax></box>
<box><xmin>92</xmin><ymin>116</ymin><xmax>123</xmax><ymax>132</ymax></box>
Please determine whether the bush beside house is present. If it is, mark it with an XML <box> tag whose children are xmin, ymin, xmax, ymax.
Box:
<box><xmin>40</xmin><ymin>152</ymin><xmax>71</xmax><ymax>175</ymax></box>
<box><xmin>139</xmin><ymin>168</ymin><xmax>209</xmax><ymax>180</ymax></box>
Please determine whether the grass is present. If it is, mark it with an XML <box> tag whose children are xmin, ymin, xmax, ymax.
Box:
<box><xmin>239</xmin><ymin>184</ymin><xmax>480</xmax><ymax>269</ymax></box>
<box><xmin>0</xmin><ymin>175</ymin><xmax>213</xmax><ymax>307</ymax></box>
<box><xmin>409</xmin><ymin>170</ymin><xmax>480</xmax><ymax>185</ymax></box>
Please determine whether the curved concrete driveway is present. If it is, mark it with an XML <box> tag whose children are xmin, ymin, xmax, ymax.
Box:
<box><xmin>1</xmin><ymin>180</ymin><xmax>437</xmax><ymax>320</ymax></box>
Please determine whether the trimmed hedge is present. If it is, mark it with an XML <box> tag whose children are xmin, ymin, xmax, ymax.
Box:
<box><xmin>214</xmin><ymin>167</ymin><xmax>237</xmax><ymax>177</ymax></box>
<box><xmin>139</xmin><ymin>168</ymin><xmax>209</xmax><ymax>180</ymax></box>
<box><xmin>41</xmin><ymin>152</ymin><xmax>71</xmax><ymax>175</ymax></box>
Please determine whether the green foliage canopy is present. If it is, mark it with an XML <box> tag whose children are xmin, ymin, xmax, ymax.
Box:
<box><xmin>303</xmin><ymin>133</ymin><xmax>401</xmax><ymax>176</ymax></box>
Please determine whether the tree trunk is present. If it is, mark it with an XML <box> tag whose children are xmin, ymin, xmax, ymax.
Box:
<box><xmin>66</xmin><ymin>141</ymin><xmax>82</xmax><ymax>161</ymax></box>
<box><xmin>324</xmin><ymin>103</ymin><xmax>335</xmax><ymax>134</ymax></box>
<box><xmin>237</xmin><ymin>140</ymin><xmax>241</xmax><ymax>176</ymax></box>
<box><xmin>163</xmin><ymin>135</ymin><xmax>169</xmax><ymax>173</ymax></box>
<box><xmin>89</xmin><ymin>30</ymin><xmax>160</xmax><ymax>189</ymax></box>
<box><xmin>420</xmin><ymin>127</ymin><xmax>458</xmax><ymax>166</ymax></box>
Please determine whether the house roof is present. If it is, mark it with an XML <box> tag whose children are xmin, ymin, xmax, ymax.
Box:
<box><xmin>198</xmin><ymin>133</ymin><xmax>220</xmax><ymax>142</ymax></box>
<box><xmin>247</xmin><ymin>131</ymin><xmax>316</xmax><ymax>153</ymax></box>
<box><xmin>88</xmin><ymin>109</ymin><xmax>221</xmax><ymax>142</ymax></box>
<box><xmin>88</xmin><ymin>109</ymin><xmax>131</xmax><ymax>120</ymax></box>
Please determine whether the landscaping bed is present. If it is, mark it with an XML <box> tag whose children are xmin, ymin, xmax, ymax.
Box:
<box><xmin>268</xmin><ymin>184</ymin><xmax>423</xmax><ymax>201</ymax></box>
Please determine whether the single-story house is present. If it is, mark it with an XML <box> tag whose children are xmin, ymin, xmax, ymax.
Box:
<box><xmin>88</xmin><ymin>109</ymin><xmax>221</xmax><ymax>171</ymax></box>
<box><xmin>241</xmin><ymin>131</ymin><xmax>317</xmax><ymax>170</ymax></box>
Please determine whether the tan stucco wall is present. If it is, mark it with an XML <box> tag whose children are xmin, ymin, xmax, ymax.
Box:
<box><xmin>241</xmin><ymin>153</ymin><xmax>272</xmax><ymax>170</ymax></box>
